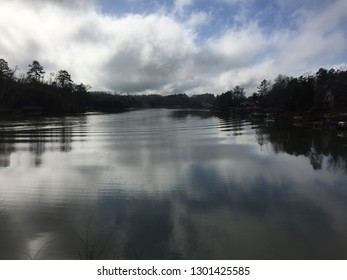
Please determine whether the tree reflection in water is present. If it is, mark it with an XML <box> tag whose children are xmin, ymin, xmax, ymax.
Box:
<box><xmin>0</xmin><ymin>116</ymin><xmax>87</xmax><ymax>168</ymax></box>
<box><xmin>253</xmin><ymin>121</ymin><xmax>347</xmax><ymax>173</ymax></box>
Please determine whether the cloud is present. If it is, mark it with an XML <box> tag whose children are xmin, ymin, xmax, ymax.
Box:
<box><xmin>0</xmin><ymin>0</ymin><xmax>346</xmax><ymax>95</ymax></box>
<box><xmin>7</xmin><ymin>0</ymin><xmax>97</xmax><ymax>9</ymax></box>
<box><xmin>174</xmin><ymin>0</ymin><xmax>194</xmax><ymax>15</ymax></box>
<box><xmin>268</xmin><ymin>0</ymin><xmax>347</xmax><ymax>74</ymax></box>
<box><xmin>184</xmin><ymin>12</ymin><xmax>210</xmax><ymax>28</ymax></box>
<box><xmin>97</xmin><ymin>14</ymin><xmax>198</xmax><ymax>93</ymax></box>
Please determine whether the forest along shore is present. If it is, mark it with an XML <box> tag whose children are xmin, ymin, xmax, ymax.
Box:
<box><xmin>1</xmin><ymin>58</ymin><xmax>347</xmax><ymax>121</ymax></box>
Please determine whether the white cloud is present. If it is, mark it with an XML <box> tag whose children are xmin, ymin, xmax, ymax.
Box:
<box><xmin>174</xmin><ymin>0</ymin><xmax>194</xmax><ymax>15</ymax></box>
<box><xmin>185</xmin><ymin>12</ymin><xmax>210</xmax><ymax>28</ymax></box>
<box><xmin>0</xmin><ymin>0</ymin><xmax>346</xmax><ymax>95</ymax></box>
<box><xmin>8</xmin><ymin>0</ymin><xmax>96</xmax><ymax>10</ymax></box>
<box><xmin>100</xmin><ymin>14</ymin><xmax>198</xmax><ymax>93</ymax></box>
<box><xmin>268</xmin><ymin>0</ymin><xmax>347</xmax><ymax>75</ymax></box>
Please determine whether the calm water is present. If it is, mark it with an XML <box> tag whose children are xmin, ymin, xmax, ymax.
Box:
<box><xmin>0</xmin><ymin>109</ymin><xmax>347</xmax><ymax>259</ymax></box>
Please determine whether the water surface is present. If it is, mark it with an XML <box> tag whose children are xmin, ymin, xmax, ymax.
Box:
<box><xmin>0</xmin><ymin>109</ymin><xmax>347</xmax><ymax>259</ymax></box>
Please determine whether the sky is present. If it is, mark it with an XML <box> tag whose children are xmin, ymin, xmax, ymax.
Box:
<box><xmin>0</xmin><ymin>0</ymin><xmax>346</xmax><ymax>95</ymax></box>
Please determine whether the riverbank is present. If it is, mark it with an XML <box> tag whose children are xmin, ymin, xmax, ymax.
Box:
<box><xmin>250</xmin><ymin>110</ymin><xmax>347</xmax><ymax>130</ymax></box>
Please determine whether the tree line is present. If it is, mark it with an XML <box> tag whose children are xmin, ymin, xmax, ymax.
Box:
<box><xmin>0</xmin><ymin>58</ymin><xmax>217</xmax><ymax>114</ymax></box>
<box><xmin>1</xmin><ymin>58</ymin><xmax>346</xmax><ymax>115</ymax></box>
<box><xmin>0</xmin><ymin>59</ymin><xmax>94</xmax><ymax>114</ymax></box>
<box><xmin>252</xmin><ymin>68</ymin><xmax>347</xmax><ymax>113</ymax></box>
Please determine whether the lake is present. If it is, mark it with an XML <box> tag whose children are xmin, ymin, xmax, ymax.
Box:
<box><xmin>0</xmin><ymin>109</ymin><xmax>347</xmax><ymax>259</ymax></box>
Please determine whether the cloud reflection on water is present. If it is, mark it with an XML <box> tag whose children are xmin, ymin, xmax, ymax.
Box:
<box><xmin>0</xmin><ymin>110</ymin><xmax>347</xmax><ymax>259</ymax></box>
